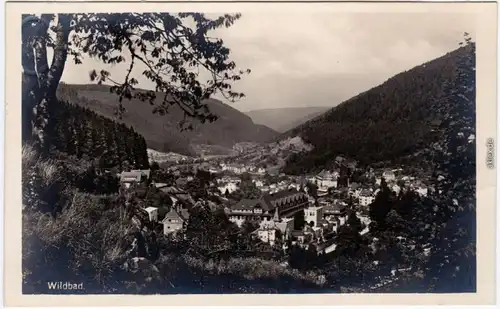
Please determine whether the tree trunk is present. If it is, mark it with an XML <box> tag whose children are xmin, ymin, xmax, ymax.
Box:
<box><xmin>21</xmin><ymin>15</ymin><xmax>41</xmax><ymax>143</ymax></box>
<box><xmin>22</xmin><ymin>14</ymin><xmax>70</xmax><ymax>151</ymax></box>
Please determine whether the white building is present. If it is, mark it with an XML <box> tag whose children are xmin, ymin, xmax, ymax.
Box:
<box><xmin>144</xmin><ymin>207</ymin><xmax>159</xmax><ymax>222</ymax></box>
<box><xmin>254</xmin><ymin>228</ymin><xmax>279</xmax><ymax>246</ymax></box>
<box><xmin>253</xmin><ymin>179</ymin><xmax>264</xmax><ymax>188</ymax></box>
<box><xmin>218</xmin><ymin>182</ymin><xmax>239</xmax><ymax>194</ymax></box>
<box><xmin>209</xmin><ymin>167</ymin><xmax>221</xmax><ymax>174</ymax></box>
<box><xmin>222</xmin><ymin>164</ymin><xmax>246</xmax><ymax>174</ymax></box>
<box><xmin>314</xmin><ymin>170</ymin><xmax>338</xmax><ymax>189</ymax></box>
<box><xmin>257</xmin><ymin>167</ymin><xmax>266</xmax><ymax>175</ymax></box>
<box><xmin>359</xmin><ymin>189</ymin><xmax>375</xmax><ymax>207</ymax></box>
<box><xmin>260</xmin><ymin>217</ymin><xmax>294</xmax><ymax>240</ymax></box>
<box><xmin>304</xmin><ymin>206</ymin><xmax>324</xmax><ymax>227</ymax></box>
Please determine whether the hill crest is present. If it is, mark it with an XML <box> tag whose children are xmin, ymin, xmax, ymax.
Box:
<box><xmin>57</xmin><ymin>83</ymin><xmax>278</xmax><ymax>156</ymax></box>
<box><xmin>281</xmin><ymin>45</ymin><xmax>472</xmax><ymax>174</ymax></box>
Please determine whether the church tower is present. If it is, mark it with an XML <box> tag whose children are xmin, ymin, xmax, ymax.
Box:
<box><xmin>273</xmin><ymin>207</ymin><xmax>280</xmax><ymax>222</ymax></box>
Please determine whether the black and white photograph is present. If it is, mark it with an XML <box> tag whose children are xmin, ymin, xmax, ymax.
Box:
<box><xmin>4</xmin><ymin>1</ymin><xmax>498</xmax><ymax>306</ymax></box>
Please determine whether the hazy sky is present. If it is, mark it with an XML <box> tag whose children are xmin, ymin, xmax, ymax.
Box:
<box><xmin>60</xmin><ymin>12</ymin><xmax>475</xmax><ymax>112</ymax></box>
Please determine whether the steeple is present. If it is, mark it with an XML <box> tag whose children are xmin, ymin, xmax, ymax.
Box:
<box><xmin>273</xmin><ymin>207</ymin><xmax>280</xmax><ymax>222</ymax></box>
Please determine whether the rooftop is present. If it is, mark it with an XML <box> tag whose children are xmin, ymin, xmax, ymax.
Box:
<box><xmin>360</xmin><ymin>189</ymin><xmax>373</xmax><ymax>196</ymax></box>
<box><xmin>232</xmin><ymin>199</ymin><xmax>262</xmax><ymax>211</ymax></box>
<box><xmin>306</xmin><ymin>206</ymin><xmax>324</xmax><ymax>211</ymax></box>
<box><xmin>323</xmin><ymin>204</ymin><xmax>347</xmax><ymax>214</ymax></box>
<box><xmin>131</xmin><ymin>169</ymin><xmax>151</xmax><ymax>179</ymax></box>
<box><xmin>120</xmin><ymin>171</ymin><xmax>142</xmax><ymax>183</ymax></box>
<box><xmin>230</xmin><ymin>188</ymin><xmax>306</xmax><ymax>213</ymax></box>
<box><xmin>317</xmin><ymin>170</ymin><xmax>334</xmax><ymax>179</ymax></box>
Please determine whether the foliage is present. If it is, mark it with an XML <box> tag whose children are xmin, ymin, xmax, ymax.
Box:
<box><xmin>22</xmin><ymin>13</ymin><xmax>251</xmax><ymax>149</ymax></box>
<box><xmin>150</xmin><ymin>161</ymin><xmax>160</xmax><ymax>171</ymax></box>
<box><xmin>288</xmin><ymin>244</ymin><xmax>326</xmax><ymax>271</ymax></box>
<box><xmin>293</xmin><ymin>210</ymin><xmax>306</xmax><ymax>230</ymax></box>
<box><xmin>22</xmin><ymin>144</ymin><xmax>69</xmax><ymax>215</ymax></box>
<box><xmin>346</xmin><ymin>210</ymin><xmax>362</xmax><ymax>233</ymax></box>
<box><xmin>369</xmin><ymin>178</ymin><xmax>394</xmax><ymax>226</ymax></box>
<box><xmin>423</xmin><ymin>34</ymin><xmax>476</xmax><ymax>292</ymax></box>
<box><xmin>232</xmin><ymin>179</ymin><xmax>261</xmax><ymax>200</ymax></box>
<box><xmin>46</xmin><ymin>99</ymin><xmax>149</xmax><ymax>169</ymax></box>
<box><xmin>22</xmin><ymin>191</ymin><xmax>146</xmax><ymax>293</ymax></box>
<box><xmin>305</xmin><ymin>181</ymin><xmax>318</xmax><ymax>199</ymax></box>
<box><xmin>184</xmin><ymin>207</ymin><xmax>239</xmax><ymax>259</ymax></box>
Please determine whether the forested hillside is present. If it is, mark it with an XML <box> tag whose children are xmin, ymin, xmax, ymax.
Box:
<box><xmin>57</xmin><ymin>84</ymin><xmax>278</xmax><ymax>156</ymax></box>
<box><xmin>283</xmin><ymin>46</ymin><xmax>471</xmax><ymax>174</ymax></box>
<box><xmin>46</xmin><ymin>99</ymin><xmax>149</xmax><ymax>169</ymax></box>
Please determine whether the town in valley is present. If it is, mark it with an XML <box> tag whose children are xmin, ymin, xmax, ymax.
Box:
<box><xmin>20</xmin><ymin>10</ymin><xmax>477</xmax><ymax>295</ymax></box>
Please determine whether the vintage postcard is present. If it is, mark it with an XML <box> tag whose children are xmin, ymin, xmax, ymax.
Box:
<box><xmin>3</xmin><ymin>0</ymin><xmax>498</xmax><ymax>307</ymax></box>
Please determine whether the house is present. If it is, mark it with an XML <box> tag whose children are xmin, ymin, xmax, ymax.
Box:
<box><xmin>291</xmin><ymin>230</ymin><xmax>312</xmax><ymax>245</ymax></box>
<box><xmin>217</xmin><ymin>176</ymin><xmax>241</xmax><ymax>185</ymax></box>
<box><xmin>310</xmin><ymin>226</ymin><xmax>324</xmax><ymax>240</ymax></box>
<box><xmin>161</xmin><ymin>208</ymin><xmax>190</xmax><ymax>235</ymax></box>
<box><xmin>256</xmin><ymin>167</ymin><xmax>266</xmax><ymax>175</ymax></box>
<box><xmin>119</xmin><ymin>171</ymin><xmax>144</xmax><ymax>189</ymax></box>
<box><xmin>222</xmin><ymin>164</ymin><xmax>246</xmax><ymax>174</ymax></box>
<box><xmin>304</xmin><ymin>206</ymin><xmax>324</xmax><ymax>227</ymax></box>
<box><xmin>348</xmin><ymin>182</ymin><xmax>362</xmax><ymax>198</ymax></box>
<box><xmin>227</xmin><ymin>188</ymin><xmax>309</xmax><ymax>227</ymax></box>
<box><xmin>253</xmin><ymin>227</ymin><xmax>279</xmax><ymax>246</ymax></box>
<box><xmin>218</xmin><ymin>182</ymin><xmax>239</xmax><ymax>195</ymax></box>
<box><xmin>209</xmin><ymin>166</ymin><xmax>221</xmax><ymax>174</ymax></box>
<box><xmin>314</xmin><ymin>170</ymin><xmax>338</xmax><ymax>189</ymax></box>
<box><xmin>144</xmin><ymin>207</ymin><xmax>159</xmax><ymax>222</ymax></box>
<box><xmin>294</xmin><ymin>176</ymin><xmax>308</xmax><ymax>187</ymax></box>
<box><xmin>228</xmin><ymin>199</ymin><xmax>263</xmax><ymax>227</ymax></box>
<box><xmin>316</xmin><ymin>219</ymin><xmax>335</xmax><ymax>234</ymax></box>
<box><xmin>359</xmin><ymin>189</ymin><xmax>375</xmax><ymax>207</ymax></box>
<box><xmin>382</xmin><ymin>170</ymin><xmax>396</xmax><ymax>182</ymax></box>
<box><xmin>325</xmin><ymin>216</ymin><xmax>340</xmax><ymax>233</ymax></box>
<box><xmin>274</xmin><ymin>218</ymin><xmax>294</xmax><ymax>239</ymax></box>
<box><xmin>131</xmin><ymin>169</ymin><xmax>152</xmax><ymax>181</ymax></box>
<box><xmin>323</xmin><ymin>203</ymin><xmax>347</xmax><ymax>222</ymax></box>
<box><xmin>253</xmin><ymin>179</ymin><xmax>264</xmax><ymax>188</ymax></box>
<box><xmin>260</xmin><ymin>210</ymin><xmax>295</xmax><ymax>238</ymax></box>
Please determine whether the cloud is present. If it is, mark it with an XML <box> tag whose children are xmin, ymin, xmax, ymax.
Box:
<box><xmin>59</xmin><ymin>12</ymin><xmax>475</xmax><ymax>112</ymax></box>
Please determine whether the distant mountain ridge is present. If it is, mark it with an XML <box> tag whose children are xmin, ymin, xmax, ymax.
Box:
<box><xmin>245</xmin><ymin>106</ymin><xmax>331</xmax><ymax>132</ymax></box>
<box><xmin>57</xmin><ymin>83</ymin><xmax>278</xmax><ymax>156</ymax></box>
<box><xmin>281</xmin><ymin>46</ymin><xmax>473</xmax><ymax>174</ymax></box>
